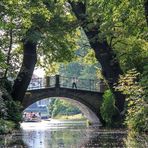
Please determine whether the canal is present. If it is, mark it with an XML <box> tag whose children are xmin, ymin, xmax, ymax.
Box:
<box><xmin>0</xmin><ymin>119</ymin><xmax>147</xmax><ymax>148</ymax></box>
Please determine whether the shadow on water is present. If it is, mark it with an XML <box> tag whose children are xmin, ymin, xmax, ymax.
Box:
<box><xmin>0</xmin><ymin>121</ymin><xmax>147</xmax><ymax>148</ymax></box>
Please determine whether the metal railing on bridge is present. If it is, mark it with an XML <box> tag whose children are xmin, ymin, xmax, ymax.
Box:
<box><xmin>27</xmin><ymin>76</ymin><xmax>55</xmax><ymax>90</ymax></box>
<box><xmin>27</xmin><ymin>75</ymin><xmax>106</xmax><ymax>92</ymax></box>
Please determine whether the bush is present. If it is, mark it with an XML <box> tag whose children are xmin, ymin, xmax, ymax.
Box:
<box><xmin>0</xmin><ymin>119</ymin><xmax>15</xmax><ymax>134</ymax></box>
<box><xmin>6</xmin><ymin>101</ymin><xmax>22</xmax><ymax>127</ymax></box>
<box><xmin>117</xmin><ymin>69</ymin><xmax>148</xmax><ymax>132</ymax></box>
<box><xmin>100</xmin><ymin>90</ymin><xmax>119</xmax><ymax>127</ymax></box>
<box><xmin>0</xmin><ymin>79</ymin><xmax>22</xmax><ymax>132</ymax></box>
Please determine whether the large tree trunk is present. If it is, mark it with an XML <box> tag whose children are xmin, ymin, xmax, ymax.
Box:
<box><xmin>86</xmin><ymin>33</ymin><xmax>125</xmax><ymax>112</ymax></box>
<box><xmin>69</xmin><ymin>1</ymin><xmax>125</xmax><ymax>112</ymax></box>
<box><xmin>11</xmin><ymin>40</ymin><xmax>37</xmax><ymax>102</ymax></box>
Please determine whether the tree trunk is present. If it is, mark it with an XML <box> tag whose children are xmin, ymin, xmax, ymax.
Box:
<box><xmin>84</xmin><ymin>29</ymin><xmax>125</xmax><ymax>112</ymax></box>
<box><xmin>69</xmin><ymin>1</ymin><xmax>125</xmax><ymax>112</ymax></box>
<box><xmin>11</xmin><ymin>40</ymin><xmax>37</xmax><ymax>102</ymax></box>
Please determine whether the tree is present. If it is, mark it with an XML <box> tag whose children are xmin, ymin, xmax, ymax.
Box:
<box><xmin>11</xmin><ymin>27</ymin><xmax>38</xmax><ymax>101</ymax></box>
<box><xmin>1</xmin><ymin>0</ymin><xmax>147</xmax><ymax>113</ymax></box>
<box><xmin>68</xmin><ymin>0</ymin><xmax>147</xmax><ymax>113</ymax></box>
<box><xmin>51</xmin><ymin>99</ymin><xmax>81</xmax><ymax>117</ymax></box>
<box><xmin>68</xmin><ymin>1</ymin><xmax>124</xmax><ymax>112</ymax></box>
<box><xmin>0</xmin><ymin>1</ymin><xmax>78</xmax><ymax>101</ymax></box>
<box><xmin>0</xmin><ymin>79</ymin><xmax>22</xmax><ymax>133</ymax></box>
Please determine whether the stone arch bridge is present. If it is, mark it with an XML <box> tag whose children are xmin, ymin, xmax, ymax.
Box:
<box><xmin>23</xmin><ymin>75</ymin><xmax>106</xmax><ymax>125</ymax></box>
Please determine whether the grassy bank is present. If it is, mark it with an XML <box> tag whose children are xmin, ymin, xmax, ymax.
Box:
<box><xmin>53</xmin><ymin>114</ymin><xmax>86</xmax><ymax>120</ymax></box>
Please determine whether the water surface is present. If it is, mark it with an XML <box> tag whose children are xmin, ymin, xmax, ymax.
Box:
<box><xmin>0</xmin><ymin>119</ymin><xmax>147</xmax><ymax>148</ymax></box>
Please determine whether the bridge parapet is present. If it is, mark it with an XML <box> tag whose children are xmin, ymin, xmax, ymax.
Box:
<box><xmin>27</xmin><ymin>76</ymin><xmax>56</xmax><ymax>90</ymax></box>
<box><xmin>28</xmin><ymin>75</ymin><xmax>106</xmax><ymax>92</ymax></box>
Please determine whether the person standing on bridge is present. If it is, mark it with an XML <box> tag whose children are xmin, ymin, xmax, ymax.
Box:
<box><xmin>72</xmin><ymin>77</ymin><xmax>77</xmax><ymax>89</ymax></box>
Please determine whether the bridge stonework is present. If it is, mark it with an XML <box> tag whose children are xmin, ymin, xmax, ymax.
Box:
<box><xmin>23</xmin><ymin>75</ymin><xmax>106</xmax><ymax>125</ymax></box>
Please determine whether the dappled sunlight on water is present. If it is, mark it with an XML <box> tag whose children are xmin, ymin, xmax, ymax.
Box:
<box><xmin>0</xmin><ymin>120</ymin><xmax>147</xmax><ymax>148</ymax></box>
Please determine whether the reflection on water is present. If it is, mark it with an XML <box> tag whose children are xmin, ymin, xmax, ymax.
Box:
<box><xmin>0</xmin><ymin>120</ymin><xmax>147</xmax><ymax>148</ymax></box>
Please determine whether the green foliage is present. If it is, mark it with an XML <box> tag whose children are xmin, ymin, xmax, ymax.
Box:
<box><xmin>59</xmin><ymin>62</ymin><xmax>99</xmax><ymax>81</ymax></box>
<box><xmin>0</xmin><ymin>90</ymin><xmax>7</xmax><ymax>119</ymax></box>
<box><xmin>0</xmin><ymin>51</ymin><xmax>7</xmax><ymax>69</ymax></box>
<box><xmin>48</xmin><ymin>98</ymin><xmax>56</xmax><ymax>115</ymax></box>
<box><xmin>6</xmin><ymin>101</ymin><xmax>22</xmax><ymax>126</ymax></box>
<box><xmin>59</xmin><ymin>62</ymin><xmax>82</xmax><ymax>77</ymax></box>
<box><xmin>59</xmin><ymin>46</ymin><xmax>99</xmax><ymax>79</ymax></box>
<box><xmin>117</xmin><ymin>69</ymin><xmax>148</xmax><ymax>132</ymax></box>
<box><xmin>0</xmin><ymin>119</ymin><xmax>15</xmax><ymax>134</ymax></box>
<box><xmin>115</xmin><ymin>38</ymin><xmax>148</xmax><ymax>73</ymax></box>
<box><xmin>125</xmin><ymin>131</ymin><xmax>148</xmax><ymax>148</ymax></box>
<box><xmin>0</xmin><ymin>0</ymin><xmax>79</xmax><ymax>76</ymax></box>
<box><xmin>0</xmin><ymin>79</ymin><xmax>22</xmax><ymax>133</ymax></box>
<box><xmin>74</xmin><ymin>0</ymin><xmax>148</xmax><ymax>74</ymax></box>
<box><xmin>0</xmin><ymin>0</ymin><xmax>147</xmax><ymax>132</ymax></box>
<box><xmin>76</xmin><ymin>30</ymin><xmax>97</xmax><ymax>65</ymax></box>
<box><xmin>51</xmin><ymin>99</ymin><xmax>81</xmax><ymax>117</ymax></box>
<box><xmin>100</xmin><ymin>90</ymin><xmax>119</xmax><ymax>127</ymax></box>
<box><xmin>140</xmin><ymin>65</ymin><xmax>148</xmax><ymax>101</ymax></box>
<box><xmin>0</xmin><ymin>78</ymin><xmax>12</xmax><ymax>92</ymax></box>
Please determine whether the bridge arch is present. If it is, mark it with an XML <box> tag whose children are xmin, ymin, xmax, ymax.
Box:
<box><xmin>22</xmin><ymin>75</ymin><xmax>106</xmax><ymax>125</ymax></box>
<box><xmin>23</xmin><ymin>87</ymin><xmax>104</xmax><ymax>125</ymax></box>
<box><xmin>23</xmin><ymin>97</ymin><xmax>101</xmax><ymax>125</ymax></box>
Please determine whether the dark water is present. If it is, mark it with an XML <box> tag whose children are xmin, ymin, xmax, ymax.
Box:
<box><xmin>0</xmin><ymin>120</ymin><xmax>147</xmax><ymax>148</ymax></box>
